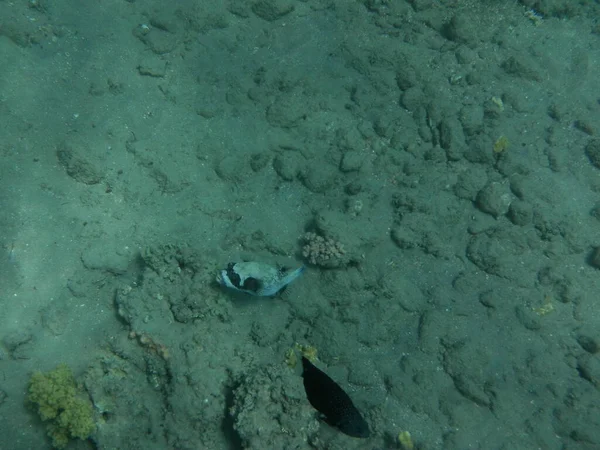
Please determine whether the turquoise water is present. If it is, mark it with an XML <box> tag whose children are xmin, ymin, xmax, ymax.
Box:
<box><xmin>1</xmin><ymin>1</ymin><xmax>599</xmax><ymax>449</ymax></box>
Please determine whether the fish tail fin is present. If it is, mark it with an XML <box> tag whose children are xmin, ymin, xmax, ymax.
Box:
<box><xmin>281</xmin><ymin>265</ymin><xmax>306</xmax><ymax>285</ymax></box>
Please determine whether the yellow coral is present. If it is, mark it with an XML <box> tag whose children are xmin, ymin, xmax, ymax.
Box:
<box><xmin>493</xmin><ymin>136</ymin><xmax>510</xmax><ymax>154</ymax></box>
<box><xmin>28</xmin><ymin>364</ymin><xmax>95</xmax><ymax>449</ymax></box>
<box><xmin>398</xmin><ymin>430</ymin><xmax>414</xmax><ymax>449</ymax></box>
<box><xmin>284</xmin><ymin>348</ymin><xmax>298</xmax><ymax>368</ymax></box>
<box><xmin>295</xmin><ymin>343</ymin><xmax>318</xmax><ymax>362</ymax></box>
<box><xmin>533</xmin><ymin>295</ymin><xmax>555</xmax><ymax>316</ymax></box>
<box><xmin>285</xmin><ymin>344</ymin><xmax>319</xmax><ymax>368</ymax></box>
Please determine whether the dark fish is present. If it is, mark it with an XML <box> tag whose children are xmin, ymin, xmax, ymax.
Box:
<box><xmin>301</xmin><ymin>356</ymin><xmax>370</xmax><ymax>438</ymax></box>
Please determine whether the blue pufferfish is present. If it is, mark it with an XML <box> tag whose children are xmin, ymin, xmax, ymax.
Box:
<box><xmin>216</xmin><ymin>262</ymin><xmax>306</xmax><ymax>296</ymax></box>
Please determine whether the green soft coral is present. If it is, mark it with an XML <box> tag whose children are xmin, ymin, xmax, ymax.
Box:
<box><xmin>28</xmin><ymin>364</ymin><xmax>95</xmax><ymax>449</ymax></box>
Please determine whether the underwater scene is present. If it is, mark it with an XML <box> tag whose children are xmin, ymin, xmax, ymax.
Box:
<box><xmin>1</xmin><ymin>0</ymin><xmax>599</xmax><ymax>449</ymax></box>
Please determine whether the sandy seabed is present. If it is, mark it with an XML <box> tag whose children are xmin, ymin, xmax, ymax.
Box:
<box><xmin>1</xmin><ymin>1</ymin><xmax>600</xmax><ymax>449</ymax></box>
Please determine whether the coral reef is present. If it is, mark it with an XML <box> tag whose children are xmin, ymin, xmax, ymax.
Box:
<box><xmin>285</xmin><ymin>343</ymin><xmax>318</xmax><ymax>368</ymax></box>
<box><xmin>230</xmin><ymin>364</ymin><xmax>319</xmax><ymax>447</ymax></box>
<box><xmin>301</xmin><ymin>232</ymin><xmax>347</xmax><ymax>268</ymax></box>
<box><xmin>128</xmin><ymin>330</ymin><xmax>170</xmax><ymax>360</ymax></box>
<box><xmin>27</xmin><ymin>364</ymin><xmax>95</xmax><ymax>449</ymax></box>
